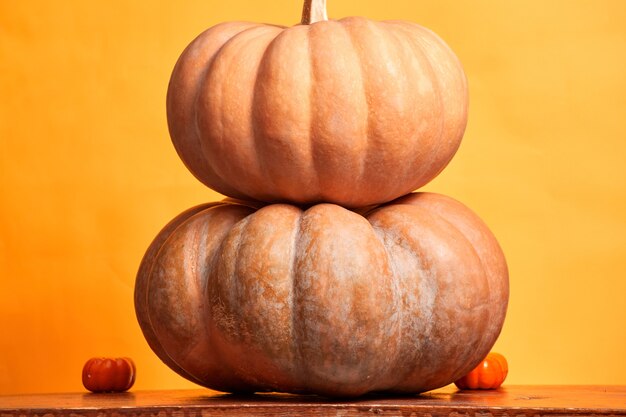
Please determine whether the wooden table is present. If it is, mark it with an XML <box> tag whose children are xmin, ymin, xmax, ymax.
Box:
<box><xmin>1</xmin><ymin>386</ymin><xmax>625</xmax><ymax>417</ymax></box>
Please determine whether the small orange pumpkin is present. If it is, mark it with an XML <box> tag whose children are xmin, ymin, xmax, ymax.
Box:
<box><xmin>82</xmin><ymin>357</ymin><xmax>136</xmax><ymax>393</ymax></box>
<box><xmin>454</xmin><ymin>352</ymin><xmax>508</xmax><ymax>390</ymax></box>
<box><xmin>167</xmin><ymin>0</ymin><xmax>468</xmax><ymax>207</ymax></box>
<box><xmin>135</xmin><ymin>193</ymin><xmax>508</xmax><ymax>397</ymax></box>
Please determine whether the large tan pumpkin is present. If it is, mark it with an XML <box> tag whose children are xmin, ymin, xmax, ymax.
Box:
<box><xmin>135</xmin><ymin>192</ymin><xmax>508</xmax><ymax>397</ymax></box>
<box><xmin>167</xmin><ymin>0</ymin><xmax>468</xmax><ymax>207</ymax></box>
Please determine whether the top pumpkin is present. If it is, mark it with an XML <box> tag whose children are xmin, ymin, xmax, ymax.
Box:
<box><xmin>167</xmin><ymin>0</ymin><xmax>468</xmax><ymax>207</ymax></box>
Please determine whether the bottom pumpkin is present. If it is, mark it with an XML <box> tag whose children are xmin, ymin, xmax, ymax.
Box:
<box><xmin>134</xmin><ymin>192</ymin><xmax>508</xmax><ymax>397</ymax></box>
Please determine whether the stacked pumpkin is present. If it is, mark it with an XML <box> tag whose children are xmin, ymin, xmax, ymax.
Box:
<box><xmin>135</xmin><ymin>0</ymin><xmax>509</xmax><ymax>397</ymax></box>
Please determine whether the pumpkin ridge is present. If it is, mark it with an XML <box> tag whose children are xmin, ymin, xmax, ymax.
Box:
<box><xmin>289</xmin><ymin>205</ymin><xmax>318</xmax><ymax>388</ymax></box>
<box><xmin>385</xmin><ymin>21</ymin><xmax>447</xmax><ymax>189</ymax></box>
<box><xmin>208</xmin><ymin>213</ymin><xmax>257</xmax><ymax>388</ymax></box>
<box><xmin>305</xmin><ymin>23</ymin><xmax>324</xmax><ymax>203</ymax></box>
<box><xmin>198</xmin><ymin>26</ymin><xmax>282</xmax><ymax>199</ymax></box>
<box><xmin>307</xmin><ymin>20</ymin><xmax>360</xmax><ymax>202</ymax></box>
<box><xmin>377</xmin><ymin>22</ymin><xmax>410</xmax><ymax>187</ymax></box>
<box><xmin>158</xmin><ymin>206</ymin><xmax>253</xmax><ymax>388</ymax></box>
<box><xmin>375</xmin><ymin>20</ymin><xmax>422</xmax><ymax>201</ymax></box>
<box><xmin>196</xmin><ymin>27</ymin><xmax>256</xmax><ymax>197</ymax></box>
<box><xmin>244</xmin><ymin>28</ymin><xmax>292</xmax><ymax>201</ymax></box>
<box><xmin>380</xmin><ymin>21</ymin><xmax>434</xmax><ymax>194</ymax></box>
<box><xmin>179</xmin><ymin>215</ymin><xmax>213</xmax><ymax>379</ymax></box>
<box><xmin>136</xmin><ymin>203</ymin><xmax>220</xmax><ymax>386</ymax></box>
<box><xmin>230</xmin><ymin>205</ymin><xmax>307</xmax><ymax>392</ymax></box>
<box><xmin>339</xmin><ymin>17</ymin><xmax>379</xmax><ymax>205</ymax></box>
<box><xmin>336</xmin><ymin>19</ymin><xmax>368</xmax><ymax>203</ymax></box>
<box><xmin>251</xmin><ymin>27</ymin><xmax>312</xmax><ymax>202</ymax></box>
<box><xmin>390</xmin><ymin>195</ymin><xmax>502</xmax><ymax>383</ymax></box>
<box><xmin>237</xmin><ymin>205</ymin><xmax>306</xmax><ymax>392</ymax></box>
<box><xmin>148</xmin><ymin>215</ymin><xmax>209</xmax><ymax>384</ymax></box>
<box><xmin>368</xmin><ymin>222</ymin><xmax>408</xmax><ymax>391</ymax></box>
<box><xmin>343</xmin><ymin>17</ymin><xmax>433</xmax><ymax>204</ymax></box>
<box><xmin>171</xmin><ymin>23</ymin><xmax>262</xmax><ymax>200</ymax></box>
<box><xmin>188</xmin><ymin>202</ymin><xmax>256</xmax><ymax>392</ymax></box>
<box><xmin>397</xmin><ymin>22</ymin><xmax>468</xmax><ymax>183</ymax></box>
<box><xmin>367</xmin><ymin>206</ymin><xmax>437</xmax><ymax>391</ymax></box>
<box><xmin>389</xmin><ymin>197</ymin><xmax>493</xmax><ymax>307</ymax></box>
<box><xmin>309</xmin><ymin>20</ymin><xmax>367</xmax><ymax>207</ymax></box>
<box><xmin>289</xmin><ymin>207</ymin><xmax>307</xmax><ymax>391</ymax></box>
<box><xmin>402</xmin><ymin>194</ymin><xmax>508</xmax><ymax>328</ymax></box>
<box><xmin>348</xmin><ymin>209</ymin><xmax>397</xmax><ymax>394</ymax></box>
<box><xmin>369</xmin><ymin>202</ymin><xmax>493</xmax><ymax>391</ymax></box>
<box><xmin>291</xmin><ymin>204</ymin><xmax>398</xmax><ymax>395</ymax></box>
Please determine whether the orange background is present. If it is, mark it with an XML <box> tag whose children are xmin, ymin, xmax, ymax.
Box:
<box><xmin>1</xmin><ymin>0</ymin><xmax>626</xmax><ymax>394</ymax></box>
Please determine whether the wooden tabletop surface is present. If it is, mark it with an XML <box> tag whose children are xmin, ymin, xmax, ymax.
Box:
<box><xmin>1</xmin><ymin>385</ymin><xmax>625</xmax><ymax>416</ymax></box>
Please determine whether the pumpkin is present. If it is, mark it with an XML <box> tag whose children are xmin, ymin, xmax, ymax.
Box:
<box><xmin>82</xmin><ymin>357</ymin><xmax>136</xmax><ymax>393</ymax></box>
<box><xmin>454</xmin><ymin>352</ymin><xmax>508</xmax><ymax>390</ymax></box>
<box><xmin>134</xmin><ymin>192</ymin><xmax>508</xmax><ymax>397</ymax></box>
<box><xmin>167</xmin><ymin>0</ymin><xmax>468</xmax><ymax>208</ymax></box>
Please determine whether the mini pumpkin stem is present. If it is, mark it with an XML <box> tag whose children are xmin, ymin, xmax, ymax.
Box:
<box><xmin>301</xmin><ymin>0</ymin><xmax>328</xmax><ymax>24</ymax></box>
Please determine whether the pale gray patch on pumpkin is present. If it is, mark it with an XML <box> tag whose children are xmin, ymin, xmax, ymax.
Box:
<box><xmin>287</xmin><ymin>206</ymin><xmax>398</xmax><ymax>394</ymax></box>
<box><xmin>370</xmin><ymin>220</ymin><xmax>435</xmax><ymax>390</ymax></box>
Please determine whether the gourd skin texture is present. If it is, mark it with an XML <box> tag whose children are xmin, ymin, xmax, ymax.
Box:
<box><xmin>135</xmin><ymin>193</ymin><xmax>508</xmax><ymax>397</ymax></box>
<box><xmin>167</xmin><ymin>19</ymin><xmax>468</xmax><ymax>208</ymax></box>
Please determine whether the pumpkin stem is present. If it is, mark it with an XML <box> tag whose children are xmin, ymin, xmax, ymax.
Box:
<box><xmin>301</xmin><ymin>0</ymin><xmax>328</xmax><ymax>24</ymax></box>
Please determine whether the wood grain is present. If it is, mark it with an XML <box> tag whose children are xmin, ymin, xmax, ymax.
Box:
<box><xmin>1</xmin><ymin>386</ymin><xmax>625</xmax><ymax>417</ymax></box>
